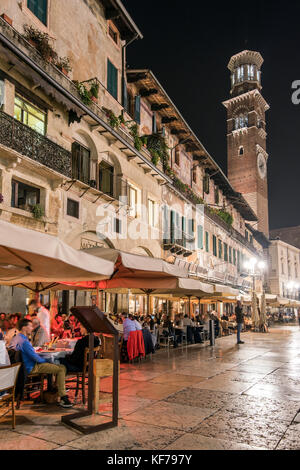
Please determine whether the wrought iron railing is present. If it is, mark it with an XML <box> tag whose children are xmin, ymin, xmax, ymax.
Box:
<box><xmin>0</xmin><ymin>110</ymin><xmax>72</xmax><ymax>177</ymax></box>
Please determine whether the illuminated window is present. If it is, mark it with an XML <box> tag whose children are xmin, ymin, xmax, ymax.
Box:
<box><xmin>14</xmin><ymin>95</ymin><xmax>46</xmax><ymax>135</ymax></box>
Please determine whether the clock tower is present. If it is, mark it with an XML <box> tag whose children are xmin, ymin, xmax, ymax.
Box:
<box><xmin>223</xmin><ymin>50</ymin><xmax>270</xmax><ymax>237</ymax></box>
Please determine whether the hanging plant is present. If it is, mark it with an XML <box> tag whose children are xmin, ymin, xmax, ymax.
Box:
<box><xmin>146</xmin><ymin>133</ymin><xmax>169</xmax><ymax>164</ymax></box>
<box><xmin>75</xmin><ymin>82</ymin><xmax>92</xmax><ymax>106</ymax></box>
<box><xmin>23</xmin><ymin>25</ymin><xmax>57</xmax><ymax>62</ymax></box>
<box><xmin>90</xmin><ymin>81</ymin><xmax>99</xmax><ymax>100</ymax></box>
<box><xmin>31</xmin><ymin>204</ymin><xmax>44</xmax><ymax>220</ymax></box>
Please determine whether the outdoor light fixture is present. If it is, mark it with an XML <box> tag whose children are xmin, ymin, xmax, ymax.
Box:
<box><xmin>287</xmin><ymin>281</ymin><xmax>300</xmax><ymax>290</ymax></box>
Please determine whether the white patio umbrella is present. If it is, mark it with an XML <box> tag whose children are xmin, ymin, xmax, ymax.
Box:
<box><xmin>0</xmin><ymin>219</ymin><xmax>114</xmax><ymax>290</ymax></box>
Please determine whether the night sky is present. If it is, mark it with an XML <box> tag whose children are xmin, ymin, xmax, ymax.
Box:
<box><xmin>123</xmin><ymin>0</ymin><xmax>300</xmax><ymax>230</ymax></box>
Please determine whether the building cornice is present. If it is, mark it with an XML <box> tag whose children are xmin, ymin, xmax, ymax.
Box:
<box><xmin>222</xmin><ymin>89</ymin><xmax>270</xmax><ymax>112</ymax></box>
<box><xmin>228</xmin><ymin>50</ymin><xmax>264</xmax><ymax>72</ymax></box>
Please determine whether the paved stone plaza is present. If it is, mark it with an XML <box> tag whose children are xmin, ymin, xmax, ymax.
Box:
<box><xmin>1</xmin><ymin>325</ymin><xmax>300</xmax><ymax>450</ymax></box>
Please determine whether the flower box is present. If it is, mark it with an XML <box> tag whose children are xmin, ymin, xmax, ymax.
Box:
<box><xmin>1</xmin><ymin>14</ymin><xmax>13</xmax><ymax>26</ymax></box>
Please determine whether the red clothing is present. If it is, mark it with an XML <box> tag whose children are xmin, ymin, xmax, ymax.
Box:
<box><xmin>127</xmin><ymin>330</ymin><xmax>145</xmax><ymax>361</ymax></box>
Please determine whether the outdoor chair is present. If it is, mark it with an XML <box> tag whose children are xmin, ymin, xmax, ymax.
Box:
<box><xmin>0</xmin><ymin>363</ymin><xmax>21</xmax><ymax>429</ymax></box>
<box><xmin>19</xmin><ymin>371</ymin><xmax>46</xmax><ymax>408</ymax></box>
<box><xmin>66</xmin><ymin>346</ymin><xmax>100</xmax><ymax>405</ymax></box>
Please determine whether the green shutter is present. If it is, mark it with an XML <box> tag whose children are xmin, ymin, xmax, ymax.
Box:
<box><xmin>205</xmin><ymin>231</ymin><xmax>209</xmax><ymax>252</ymax></box>
<box><xmin>233</xmin><ymin>249</ymin><xmax>236</xmax><ymax>265</ymax></box>
<box><xmin>152</xmin><ymin>113</ymin><xmax>157</xmax><ymax>133</ymax></box>
<box><xmin>197</xmin><ymin>225</ymin><xmax>203</xmax><ymax>250</ymax></box>
<box><xmin>122</xmin><ymin>78</ymin><xmax>128</xmax><ymax>109</ymax></box>
<box><xmin>218</xmin><ymin>240</ymin><xmax>223</xmax><ymax>259</ymax></box>
<box><xmin>163</xmin><ymin>205</ymin><xmax>169</xmax><ymax>242</ymax></box>
<box><xmin>213</xmin><ymin>235</ymin><xmax>217</xmax><ymax>256</ymax></box>
<box><xmin>229</xmin><ymin>247</ymin><xmax>232</xmax><ymax>264</ymax></box>
<box><xmin>224</xmin><ymin>243</ymin><xmax>228</xmax><ymax>262</ymax></box>
<box><xmin>170</xmin><ymin>210</ymin><xmax>175</xmax><ymax>243</ymax></box>
<box><xmin>134</xmin><ymin>95</ymin><xmax>141</xmax><ymax>124</ymax></box>
<box><xmin>107</xmin><ymin>59</ymin><xmax>118</xmax><ymax>100</ymax></box>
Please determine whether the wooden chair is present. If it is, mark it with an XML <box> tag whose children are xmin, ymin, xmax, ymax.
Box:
<box><xmin>0</xmin><ymin>363</ymin><xmax>21</xmax><ymax>429</ymax></box>
<box><xmin>66</xmin><ymin>346</ymin><xmax>100</xmax><ymax>405</ymax></box>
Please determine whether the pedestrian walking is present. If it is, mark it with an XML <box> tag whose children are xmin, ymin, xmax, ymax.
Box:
<box><xmin>235</xmin><ymin>300</ymin><xmax>244</xmax><ymax>344</ymax></box>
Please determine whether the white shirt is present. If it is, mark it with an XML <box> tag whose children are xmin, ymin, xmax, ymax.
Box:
<box><xmin>134</xmin><ymin>320</ymin><xmax>142</xmax><ymax>331</ymax></box>
<box><xmin>37</xmin><ymin>306</ymin><xmax>50</xmax><ymax>342</ymax></box>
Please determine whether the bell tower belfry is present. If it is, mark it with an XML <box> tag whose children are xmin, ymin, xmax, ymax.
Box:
<box><xmin>223</xmin><ymin>50</ymin><xmax>270</xmax><ymax>238</ymax></box>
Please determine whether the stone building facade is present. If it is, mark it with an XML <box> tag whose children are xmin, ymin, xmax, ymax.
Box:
<box><xmin>267</xmin><ymin>238</ymin><xmax>300</xmax><ymax>300</ymax></box>
<box><xmin>0</xmin><ymin>1</ymin><xmax>265</xmax><ymax>314</ymax></box>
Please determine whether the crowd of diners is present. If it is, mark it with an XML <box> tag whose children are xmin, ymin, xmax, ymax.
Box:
<box><xmin>0</xmin><ymin>297</ymin><xmax>256</xmax><ymax>406</ymax></box>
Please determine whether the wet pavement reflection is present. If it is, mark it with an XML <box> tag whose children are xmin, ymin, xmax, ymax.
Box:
<box><xmin>1</xmin><ymin>325</ymin><xmax>300</xmax><ymax>450</ymax></box>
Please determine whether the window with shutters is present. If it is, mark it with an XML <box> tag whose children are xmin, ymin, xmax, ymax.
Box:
<box><xmin>27</xmin><ymin>0</ymin><xmax>48</xmax><ymax>26</ymax></box>
<box><xmin>99</xmin><ymin>161</ymin><xmax>114</xmax><ymax>197</ymax></box>
<box><xmin>213</xmin><ymin>235</ymin><xmax>217</xmax><ymax>257</ymax></box>
<box><xmin>203</xmin><ymin>174</ymin><xmax>210</xmax><ymax>194</ymax></box>
<box><xmin>233</xmin><ymin>248</ymin><xmax>237</xmax><ymax>266</ymax></box>
<box><xmin>197</xmin><ymin>225</ymin><xmax>203</xmax><ymax>250</ymax></box>
<box><xmin>127</xmin><ymin>89</ymin><xmax>135</xmax><ymax>119</ymax></box>
<box><xmin>218</xmin><ymin>240</ymin><xmax>223</xmax><ymax>259</ymax></box>
<box><xmin>205</xmin><ymin>231</ymin><xmax>209</xmax><ymax>252</ymax></box>
<box><xmin>148</xmin><ymin>199</ymin><xmax>158</xmax><ymax>227</ymax></box>
<box><xmin>192</xmin><ymin>167</ymin><xmax>197</xmax><ymax>184</ymax></box>
<box><xmin>134</xmin><ymin>95</ymin><xmax>141</xmax><ymax>124</ymax></box>
<box><xmin>229</xmin><ymin>246</ymin><xmax>232</xmax><ymax>264</ymax></box>
<box><xmin>72</xmin><ymin>142</ymin><xmax>90</xmax><ymax>185</ymax></box>
<box><xmin>175</xmin><ymin>148</ymin><xmax>180</xmax><ymax>166</ymax></box>
<box><xmin>152</xmin><ymin>114</ymin><xmax>157</xmax><ymax>133</ymax></box>
<box><xmin>107</xmin><ymin>59</ymin><xmax>118</xmax><ymax>100</ymax></box>
<box><xmin>11</xmin><ymin>179</ymin><xmax>40</xmax><ymax>211</ymax></box>
<box><xmin>214</xmin><ymin>187</ymin><xmax>219</xmax><ymax>205</ymax></box>
<box><xmin>224</xmin><ymin>243</ymin><xmax>228</xmax><ymax>262</ymax></box>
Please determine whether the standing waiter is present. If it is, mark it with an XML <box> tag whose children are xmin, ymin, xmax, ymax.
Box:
<box><xmin>235</xmin><ymin>300</ymin><xmax>244</xmax><ymax>345</ymax></box>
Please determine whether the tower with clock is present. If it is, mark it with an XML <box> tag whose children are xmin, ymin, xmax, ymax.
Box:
<box><xmin>223</xmin><ymin>50</ymin><xmax>270</xmax><ymax>238</ymax></box>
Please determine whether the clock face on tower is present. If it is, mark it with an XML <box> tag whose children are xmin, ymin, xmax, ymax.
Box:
<box><xmin>257</xmin><ymin>153</ymin><xmax>267</xmax><ymax>179</ymax></box>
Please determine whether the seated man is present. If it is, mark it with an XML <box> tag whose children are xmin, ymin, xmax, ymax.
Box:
<box><xmin>31</xmin><ymin>318</ymin><xmax>48</xmax><ymax>347</ymax></box>
<box><xmin>121</xmin><ymin>313</ymin><xmax>137</xmax><ymax>342</ymax></box>
<box><xmin>9</xmin><ymin>318</ymin><xmax>72</xmax><ymax>408</ymax></box>
<box><xmin>59</xmin><ymin>324</ymin><xmax>100</xmax><ymax>372</ymax></box>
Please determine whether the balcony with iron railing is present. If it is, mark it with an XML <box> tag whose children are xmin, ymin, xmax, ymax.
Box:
<box><xmin>0</xmin><ymin>109</ymin><xmax>72</xmax><ymax>177</ymax></box>
<box><xmin>163</xmin><ymin>229</ymin><xmax>195</xmax><ymax>257</ymax></box>
<box><xmin>0</xmin><ymin>109</ymin><xmax>129</xmax><ymax>204</ymax></box>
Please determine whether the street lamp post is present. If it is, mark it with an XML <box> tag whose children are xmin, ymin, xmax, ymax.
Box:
<box><xmin>243</xmin><ymin>257</ymin><xmax>267</xmax><ymax>331</ymax></box>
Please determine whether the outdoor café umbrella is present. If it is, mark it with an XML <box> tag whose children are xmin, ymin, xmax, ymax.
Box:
<box><xmin>0</xmin><ymin>219</ymin><xmax>114</xmax><ymax>289</ymax></box>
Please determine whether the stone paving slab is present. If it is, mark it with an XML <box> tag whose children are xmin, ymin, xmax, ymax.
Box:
<box><xmin>193</xmin><ymin>410</ymin><xmax>288</xmax><ymax>449</ymax></box>
<box><xmin>124</xmin><ymin>401</ymin><xmax>214</xmax><ymax>432</ymax></box>
<box><xmin>65</xmin><ymin>419</ymin><xmax>184</xmax><ymax>450</ymax></box>
<box><xmin>1</xmin><ymin>325</ymin><xmax>300</xmax><ymax>450</ymax></box>
<box><xmin>166</xmin><ymin>388</ymin><xmax>236</xmax><ymax>410</ymax></box>
<box><xmin>166</xmin><ymin>432</ymin><xmax>266</xmax><ymax>450</ymax></box>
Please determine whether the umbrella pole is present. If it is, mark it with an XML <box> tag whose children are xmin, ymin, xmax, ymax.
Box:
<box><xmin>147</xmin><ymin>293</ymin><xmax>150</xmax><ymax>316</ymax></box>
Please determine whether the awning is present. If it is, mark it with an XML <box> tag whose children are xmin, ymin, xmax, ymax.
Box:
<box><xmin>213</xmin><ymin>284</ymin><xmax>240</xmax><ymax>297</ymax></box>
<box><xmin>0</xmin><ymin>219</ymin><xmax>114</xmax><ymax>287</ymax></box>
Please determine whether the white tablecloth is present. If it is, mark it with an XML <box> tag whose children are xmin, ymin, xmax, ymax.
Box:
<box><xmin>0</xmin><ymin>341</ymin><xmax>10</xmax><ymax>366</ymax></box>
<box><xmin>38</xmin><ymin>349</ymin><xmax>72</xmax><ymax>364</ymax></box>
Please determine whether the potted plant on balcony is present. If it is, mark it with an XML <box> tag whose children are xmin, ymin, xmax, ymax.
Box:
<box><xmin>23</xmin><ymin>25</ymin><xmax>57</xmax><ymax>63</ymax></box>
<box><xmin>31</xmin><ymin>204</ymin><xmax>44</xmax><ymax>220</ymax></box>
<box><xmin>90</xmin><ymin>81</ymin><xmax>99</xmax><ymax>103</ymax></box>
<box><xmin>55</xmin><ymin>56</ymin><xmax>72</xmax><ymax>76</ymax></box>
<box><xmin>75</xmin><ymin>82</ymin><xmax>92</xmax><ymax>106</ymax></box>
<box><xmin>1</xmin><ymin>13</ymin><xmax>13</xmax><ymax>26</ymax></box>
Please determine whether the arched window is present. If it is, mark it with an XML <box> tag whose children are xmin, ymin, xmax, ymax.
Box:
<box><xmin>239</xmin><ymin>146</ymin><xmax>244</xmax><ymax>156</ymax></box>
<box><xmin>235</xmin><ymin>113</ymin><xmax>248</xmax><ymax>130</ymax></box>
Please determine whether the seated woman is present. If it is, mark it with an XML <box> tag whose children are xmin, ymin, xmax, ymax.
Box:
<box><xmin>59</xmin><ymin>324</ymin><xmax>100</xmax><ymax>372</ymax></box>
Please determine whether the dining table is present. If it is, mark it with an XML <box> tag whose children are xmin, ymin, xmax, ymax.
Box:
<box><xmin>35</xmin><ymin>348</ymin><xmax>73</xmax><ymax>364</ymax></box>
